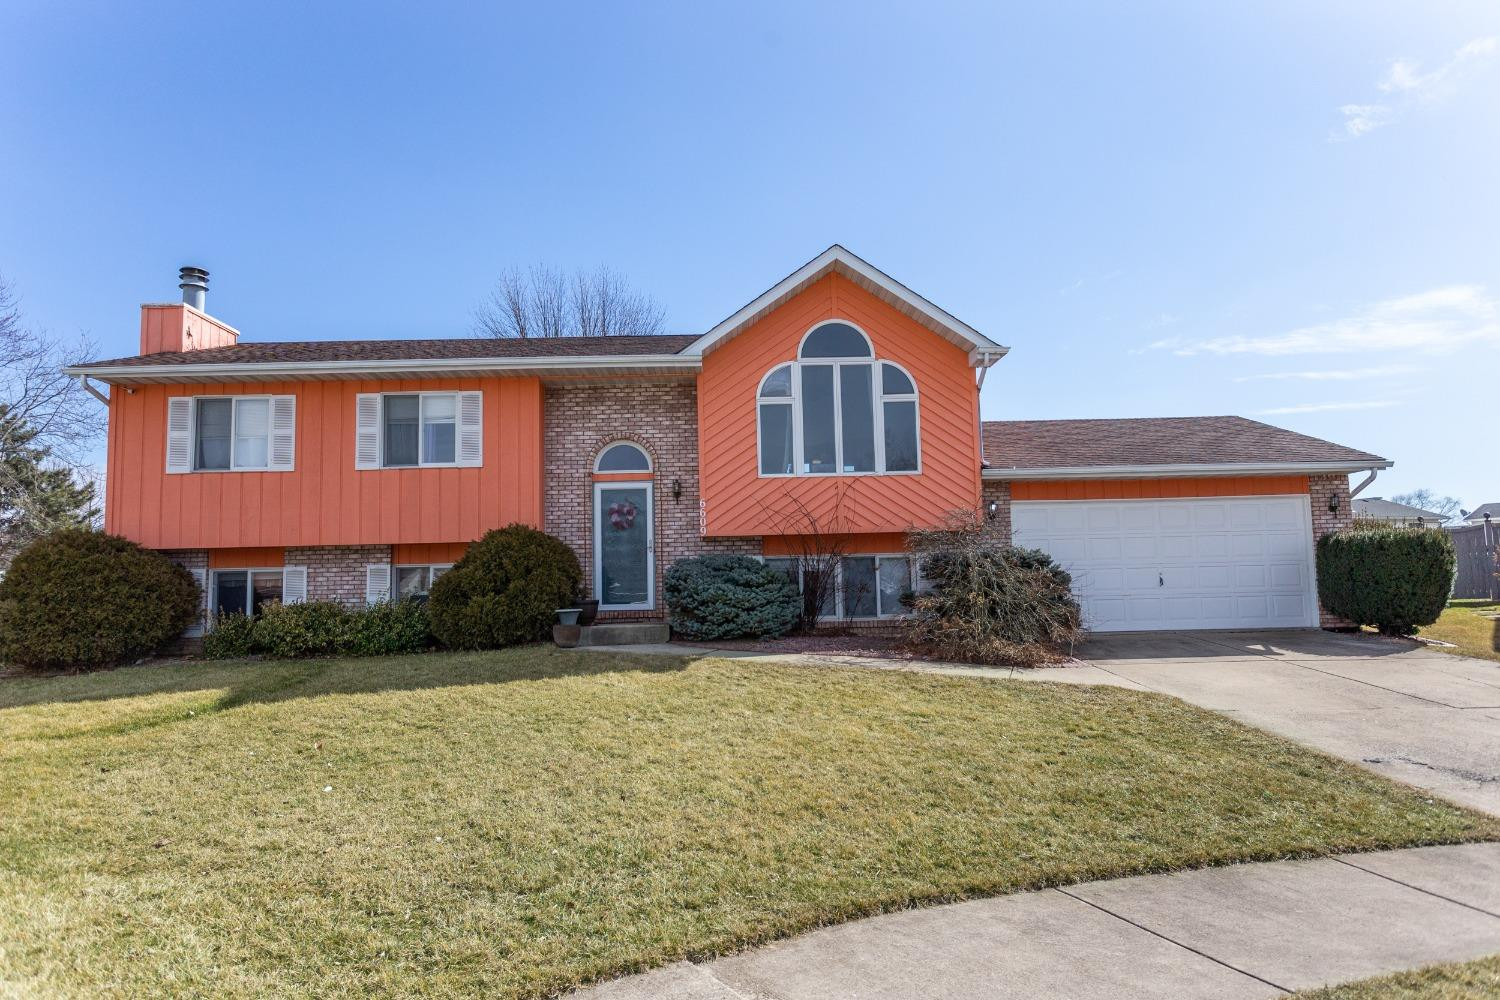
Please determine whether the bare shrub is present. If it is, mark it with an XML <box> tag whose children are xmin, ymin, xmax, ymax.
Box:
<box><xmin>906</xmin><ymin>509</ymin><xmax>1084</xmax><ymax>666</ymax></box>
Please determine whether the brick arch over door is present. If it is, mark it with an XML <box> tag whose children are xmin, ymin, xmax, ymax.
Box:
<box><xmin>542</xmin><ymin>380</ymin><xmax>758</xmax><ymax>616</ymax></box>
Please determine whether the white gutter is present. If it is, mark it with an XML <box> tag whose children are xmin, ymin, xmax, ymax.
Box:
<box><xmin>63</xmin><ymin>354</ymin><xmax>704</xmax><ymax>382</ymax></box>
<box><xmin>984</xmin><ymin>460</ymin><xmax>1393</xmax><ymax>480</ymax></box>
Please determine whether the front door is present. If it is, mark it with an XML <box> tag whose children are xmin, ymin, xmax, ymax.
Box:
<box><xmin>594</xmin><ymin>483</ymin><xmax>654</xmax><ymax>611</ymax></box>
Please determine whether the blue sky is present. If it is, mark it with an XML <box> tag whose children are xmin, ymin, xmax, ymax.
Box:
<box><xmin>3</xmin><ymin>1</ymin><xmax>1497</xmax><ymax>506</ymax></box>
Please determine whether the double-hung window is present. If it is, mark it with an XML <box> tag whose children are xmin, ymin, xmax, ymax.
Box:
<box><xmin>166</xmin><ymin>395</ymin><xmax>297</xmax><ymax>473</ymax></box>
<box><xmin>757</xmin><ymin>321</ymin><xmax>920</xmax><ymax>476</ymax></box>
<box><xmin>395</xmin><ymin>564</ymin><xmax>452</xmax><ymax>600</ymax></box>
<box><xmin>356</xmin><ymin>391</ymin><xmax>482</xmax><ymax>469</ymax></box>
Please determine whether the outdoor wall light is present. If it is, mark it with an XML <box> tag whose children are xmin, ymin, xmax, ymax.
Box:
<box><xmin>987</xmin><ymin>500</ymin><xmax>999</xmax><ymax>519</ymax></box>
<box><xmin>672</xmin><ymin>478</ymin><xmax>682</xmax><ymax>502</ymax></box>
<box><xmin>1328</xmin><ymin>495</ymin><xmax>1340</xmax><ymax>514</ymax></box>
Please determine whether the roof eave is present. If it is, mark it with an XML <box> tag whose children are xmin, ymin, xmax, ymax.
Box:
<box><xmin>686</xmin><ymin>245</ymin><xmax>1009</xmax><ymax>360</ymax></box>
<box><xmin>983</xmin><ymin>460</ymin><xmax>1393</xmax><ymax>481</ymax></box>
<box><xmin>63</xmin><ymin>354</ymin><xmax>704</xmax><ymax>385</ymax></box>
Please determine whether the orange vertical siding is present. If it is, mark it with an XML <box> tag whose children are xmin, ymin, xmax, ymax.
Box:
<box><xmin>106</xmin><ymin>376</ymin><xmax>544</xmax><ymax>549</ymax></box>
<box><xmin>698</xmin><ymin>273</ymin><xmax>981</xmax><ymax>536</ymax></box>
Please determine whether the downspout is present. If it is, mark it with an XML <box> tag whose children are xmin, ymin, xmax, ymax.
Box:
<box><xmin>74</xmin><ymin>374</ymin><xmax>109</xmax><ymax>406</ymax></box>
<box><xmin>1349</xmin><ymin>468</ymin><xmax>1378</xmax><ymax>498</ymax></box>
<box><xmin>973</xmin><ymin>352</ymin><xmax>994</xmax><ymax>468</ymax></box>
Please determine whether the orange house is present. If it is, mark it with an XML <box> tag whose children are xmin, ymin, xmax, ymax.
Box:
<box><xmin>69</xmin><ymin>246</ymin><xmax>1391</xmax><ymax>634</ymax></box>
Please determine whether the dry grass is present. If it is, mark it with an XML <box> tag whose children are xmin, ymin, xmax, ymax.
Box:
<box><xmin>2</xmin><ymin>648</ymin><xmax>1496</xmax><ymax>999</ymax></box>
<box><xmin>1419</xmin><ymin>601</ymin><xmax>1500</xmax><ymax>663</ymax></box>
<box><xmin>1292</xmin><ymin>954</ymin><xmax>1500</xmax><ymax>998</ymax></box>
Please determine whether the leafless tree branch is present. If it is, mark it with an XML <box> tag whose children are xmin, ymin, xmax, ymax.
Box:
<box><xmin>474</xmin><ymin>264</ymin><xmax>666</xmax><ymax>338</ymax></box>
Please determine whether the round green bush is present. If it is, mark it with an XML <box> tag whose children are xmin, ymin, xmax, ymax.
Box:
<box><xmin>427</xmin><ymin>524</ymin><xmax>582</xmax><ymax>649</ymax></box>
<box><xmin>203</xmin><ymin>612</ymin><xmax>257</xmax><ymax>660</ymax></box>
<box><xmin>664</xmin><ymin>554</ymin><xmax>800</xmax><ymax>640</ymax></box>
<box><xmin>0</xmin><ymin>528</ymin><xmax>200</xmax><ymax>671</ymax></box>
<box><xmin>1317</xmin><ymin>525</ymin><xmax>1455</xmax><ymax>635</ymax></box>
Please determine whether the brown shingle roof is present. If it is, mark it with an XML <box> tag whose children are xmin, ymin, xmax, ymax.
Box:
<box><xmin>982</xmin><ymin>416</ymin><xmax>1386</xmax><ymax>471</ymax></box>
<box><xmin>76</xmin><ymin>334</ymin><xmax>700</xmax><ymax>368</ymax></box>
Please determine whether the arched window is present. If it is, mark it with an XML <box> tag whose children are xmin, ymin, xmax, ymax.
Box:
<box><xmin>595</xmin><ymin>442</ymin><xmax>651</xmax><ymax>473</ymax></box>
<box><xmin>757</xmin><ymin>322</ymin><xmax>920</xmax><ymax>476</ymax></box>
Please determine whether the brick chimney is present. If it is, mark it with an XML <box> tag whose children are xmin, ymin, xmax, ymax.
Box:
<box><xmin>139</xmin><ymin>266</ymin><xmax>240</xmax><ymax>355</ymax></box>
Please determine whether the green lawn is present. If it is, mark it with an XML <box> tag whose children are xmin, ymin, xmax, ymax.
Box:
<box><xmin>1293</xmin><ymin>955</ymin><xmax>1500</xmax><ymax>998</ymax></box>
<box><xmin>3</xmin><ymin>649</ymin><xmax>1496</xmax><ymax>999</ymax></box>
<box><xmin>1420</xmin><ymin>600</ymin><xmax>1500</xmax><ymax>663</ymax></box>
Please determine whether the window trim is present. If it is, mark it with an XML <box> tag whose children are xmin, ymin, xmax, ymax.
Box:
<box><xmin>593</xmin><ymin>441</ymin><xmax>653</xmax><ymax>474</ymax></box>
<box><xmin>755</xmin><ymin>327</ymin><xmax>922</xmax><ymax>479</ymax></box>
<box><xmin>194</xmin><ymin>394</ymin><xmax>275</xmax><ymax>472</ymax></box>
<box><xmin>379</xmin><ymin>391</ymin><xmax>463</xmax><ymax>468</ymax></box>
<box><xmin>796</xmin><ymin>319</ymin><xmax>875</xmax><ymax>358</ymax></box>
<box><xmin>209</xmin><ymin>567</ymin><xmax>285</xmax><ymax>617</ymax></box>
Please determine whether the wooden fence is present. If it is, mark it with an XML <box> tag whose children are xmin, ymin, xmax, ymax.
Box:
<box><xmin>1449</xmin><ymin>521</ymin><xmax>1500</xmax><ymax>601</ymax></box>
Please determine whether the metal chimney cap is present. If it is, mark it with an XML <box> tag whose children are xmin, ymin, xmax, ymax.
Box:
<box><xmin>178</xmin><ymin>266</ymin><xmax>209</xmax><ymax>309</ymax></box>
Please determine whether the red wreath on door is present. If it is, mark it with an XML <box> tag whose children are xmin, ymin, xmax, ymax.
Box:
<box><xmin>607</xmin><ymin>500</ymin><xmax>637</xmax><ymax>531</ymax></box>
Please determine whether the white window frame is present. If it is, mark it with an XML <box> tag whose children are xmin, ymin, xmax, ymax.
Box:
<box><xmin>379</xmin><ymin>391</ymin><xmax>464</xmax><ymax>468</ymax></box>
<box><xmin>187</xmin><ymin>394</ymin><xmax>291</xmax><ymax>472</ymax></box>
<box><xmin>760</xmin><ymin>553</ymin><xmax>915</xmax><ymax>619</ymax></box>
<box><xmin>755</xmin><ymin>321</ymin><xmax>921</xmax><ymax>479</ymax></box>
<box><xmin>392</xmin><ymin>563</ymin><xmax>453</xmax><ymax>599</ymax></box>
<box><xmin>209</xmin><ymin>567</ymin><xmax>286</xmax><ymax>617</ymax></box>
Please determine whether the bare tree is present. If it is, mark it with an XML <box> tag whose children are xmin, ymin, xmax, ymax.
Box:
<box><xmin>762</xmin><ymin>484</ymin><xmax>865</xmax><ymax>632</ymax></box>
<box><xmin>0</xmin><ymin>273</ymin><xmax>104</xmax><ymax>566</ymax></box>
<box><xmin>474</xmin><ymin>264</ymin><xmax>666</xmax><ymax>338</ymax></box>
<box><xmin>0</xmin><ymin>274</ymin><xmax>102</xmax><ymax>470</ymax></box>
<box><xmin>1392</xmin><ymin>489</ymin><xmax>1462</xmax><ymax>522</ymax></box>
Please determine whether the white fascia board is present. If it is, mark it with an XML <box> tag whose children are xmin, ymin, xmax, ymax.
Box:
<box><xmin>686</xmin><ymin>245</ymin><xmax>1009</xmax><ymax>360</ymax></box>
<box><xmin>984</xmin><ymin>460</ymin><xmax>1394</xmax><ymax>480</ymax></box>
<box><xmin>63</xmin><ymin>354</ymin><xmax>704</xmax><ymax>383</ymax></box>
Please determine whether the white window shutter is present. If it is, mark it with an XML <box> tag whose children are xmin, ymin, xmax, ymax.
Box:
<box><xmin>269</xmin><ymin>395</ymin><xmax>296</xmax><ymax>471</ymax></box>
<box><xmin>365</xmin><ymin>563</ymin><xmax>391</xmax><ymax>605</ymax></box>
<box><xmin>184</xmin><ymin>567</ymin><xmax>208</xmax><ymax>637</ymax></box>
<box><xmin>355</xmin><ymin>393</ymin><xmax>381</xmax><ymax>469</ymax></box>
<box><xmin>166</xmin><ymin>397</ymin><xmax>194</xmax><ymax>473</ymax></box>
<box><xmin>457</xmin><ymin>391</ymin><xmax>483</xmax><ymax>467</ymax></box>
<box><xmin>282</xmin><ymin>566</ymin><xmax>308</xmax><ymax>605</ymax></box>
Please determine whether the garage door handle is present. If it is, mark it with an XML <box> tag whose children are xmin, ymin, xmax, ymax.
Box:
<box><xmin>1158</xmin><ymin>573</ymin><xmax>1164</xmax><ymax>587</ymax></box>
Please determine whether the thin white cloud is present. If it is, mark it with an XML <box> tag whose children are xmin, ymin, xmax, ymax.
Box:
<box><xmin>1332</xmin><ymin>36</ymin><xmax>1496</xmax><ymax>140</ymax></box>
<box><xmin>1149</xmin><ymin>285</ymin><xmax>1498</xmax><ymax>357</ymax></box>
<box><xmin>1256</xmin><ymin>400</ymin><xmax>1401</xmax><ymax>416</ymax></box>
<box><xmin>1232</xmin><ymin>365</ymin><xmax>1417</xmax><ymax>383</ymax></box>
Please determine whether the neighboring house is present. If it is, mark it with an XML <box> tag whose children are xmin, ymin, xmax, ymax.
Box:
<box><xmin>66</xmin><ymin>246</ymin><xmax>1391</xmax><ymax>635</ymax></box>
<box><xmin>1352</xmin><ymin>496</ymin><xmax>1449</xmax><ymax>528</ymax></box>
<box><xmin>1460</xmin><ymin>503</ymin><xmax>1500</xmax><ymax>525</ymax></box>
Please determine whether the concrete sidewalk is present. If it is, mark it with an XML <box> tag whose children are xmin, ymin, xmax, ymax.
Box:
<box><xmin>568</xmin><ymin>843</ymin><xmax>1500</xmax><ymax>999</ymax></box>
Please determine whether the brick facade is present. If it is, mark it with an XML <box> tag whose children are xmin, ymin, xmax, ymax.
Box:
<box><xmin>981</xmin><ymin>479</ymin><xmax>1013</xmax><ymax>542</ymax></box>
<box><xmin>1309</xmin><ymin>473</ymin><xmax>1356</xmax><ymax>629</ymax></box>
<box><xmin>286</xmin><ymin>544</ymin><xmax>393</xmax><ymax>605</ymax></box>
<box><xmin>543</xmin><ymin>379</ymin><xmax>759</xmax><ymax>618</ymax></box>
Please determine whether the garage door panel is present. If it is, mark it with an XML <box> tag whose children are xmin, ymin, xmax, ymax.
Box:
<box><xmin>1013</xmin><ymin>495</ymin><xmax>1315</xmax><ymax>632</ymax></box>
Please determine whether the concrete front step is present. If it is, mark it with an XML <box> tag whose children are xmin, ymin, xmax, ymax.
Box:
<box><xmin>553</xmin><ymin>622</ymin><xmax>671</xmax><ymax>648</ymax></box>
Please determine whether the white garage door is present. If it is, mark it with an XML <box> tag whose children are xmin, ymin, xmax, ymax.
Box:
<box><xmin>1011</xmin><ymin>495</ymin><xmax>1317</xmax><ymax>632</ymax></box>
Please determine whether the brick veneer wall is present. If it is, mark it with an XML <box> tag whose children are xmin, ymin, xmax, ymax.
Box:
<box><xmin>543</xmin><ymin>380</ymin><xmax>759</xmax><ymax>618</ymax></box>
<box><xmin>1309</xmin><ymin>473</ymin><xmax>1356</xmax><ymax>629</ymax></box>
<box><xmin>286</xmin><ymin>544</ymin><xmax>393</xmax><ymax>605</ymax></box>
<box><xmin>160</xmin><ymin>549</ymin><xmax>209</xmax><ymax>653</ymax></box>
<box><xmin>981</xmin><ymin>480</ymin><xmax>1012</xmax><ymax>542</ymax></box>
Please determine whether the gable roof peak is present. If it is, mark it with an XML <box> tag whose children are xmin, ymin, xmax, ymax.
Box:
<box><xmin>685</xmin><ymin>244</ymin><xmax>1008</xmax><ymax>364</ymax></box>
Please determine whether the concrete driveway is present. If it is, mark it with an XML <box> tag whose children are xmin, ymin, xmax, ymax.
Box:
<box><xmin>1037</xmin><ymin>629</ymin><xmax>1500</xmax><ymax>815</ymax></box>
